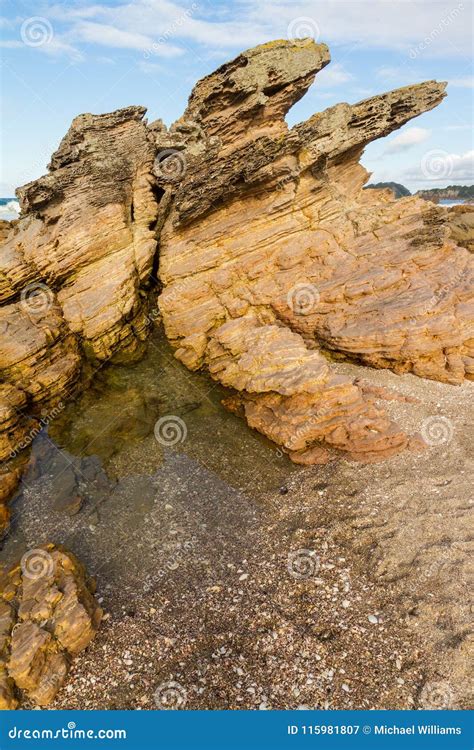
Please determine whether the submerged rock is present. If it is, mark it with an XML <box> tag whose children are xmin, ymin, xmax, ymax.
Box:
<box><xmin>0</xmin><ymin>544</ymin><xmax>102</xmax><ymax>708</ymax></box>
<box><xmin>0</xmin><ymin>38</ymin><xmax>473</xmax><ymax>466</ymax></box>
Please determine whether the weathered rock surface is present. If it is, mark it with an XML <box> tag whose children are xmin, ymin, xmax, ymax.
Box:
<box><xmin>1</xmin><ymin>38</ymin><xmax>473</xmax><ymax>467</ymax></box>
<box><xmin>0</xmin><ymin>106</ymin><xmax>160</xmax><ymax>464</ymax></box>
<box><xmin>158</xmin><ymin>40</ymin><xmax>473</xmax><ymax>462</ymax></box>
<box><xmin>447</xmin><ymin>204</ymin><xmax>474</xmax><ymax>253</ymax></box>
<box><xmin>0</xmin><ymin>544</ymin><xmax>101</xmax><ymax>708</ymax></box>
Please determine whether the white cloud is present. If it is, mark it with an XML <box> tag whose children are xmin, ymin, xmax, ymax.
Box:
<box><xmin>384</xmin><ymin>126</ymin><xmax>431</xmax><ymax>153</ymax></box>
<box><xmin>67</xmin><ymin>1</ymin><xmax>263</xmax><ymax>52</ymax></box>
<box><xmin>443</xmin><ymin>124</ymin><xmax>472</xmax><ymax>131</ymax></box>
<box><xmin>243</xmin><ymin>0</ymin><xmax>471</xmax><ymax>57</ymax></box>
<box><xmin>449</xmin><ymin>76</ymin><xmax>474</xmax><ymax>88</ymax></box>
<box><xmin>75</xmin><ymin>21</ymin><xmax>182</xmax><ymax>57</ymax></box>
<box><xmin>404</xmin><ymin>150</ymin><xmax>474</xmax><ymax>183</ymax></box>
<box><xmin>0</xmin><ymin>36</ymin><xmax>82</xmax><ymax>60</ymax></box>
<box><xmin>314</xmin><ymin>62</ymin><xmax>353</xmax><ymax>89</ymax></box>
<box><xmin>137</xmin><ymin>60</ymin><xmax>163</xmax><ymax>74</ymax></box>
<box><xmin>1</xmin><ymin>0</ymin><xmax>471</xmax><ymax>63</ymax></box>
<box><xmin>376</xmin><ymin>66</ymin><xmax>404</xmax><ymax>81</ymax></box>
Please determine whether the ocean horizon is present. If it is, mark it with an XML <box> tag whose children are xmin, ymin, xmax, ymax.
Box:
<box><xmin>0</xmin><ymin>196</ymin><xmax>472</xmax><ymax>223</ymax></box>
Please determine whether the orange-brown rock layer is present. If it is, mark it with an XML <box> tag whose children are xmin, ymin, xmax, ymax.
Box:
<box><xmin>0</xmin><ymin>106</ymin><xmax>161</xmax><ymax>461</ymax></box>
<box><xmin>157</xmin><ymin>40</ymin><xmax>473</xmax><ymax>462</ymax></box>
<box><xmin>0</xmin><ymin>544</ymin><xmax>102</xmax><ymax>708</ymax></box>
<box><xmin>447</xmin><ymin>204</ymin><xmax>474</xmax><ymax>253</ymax></box>
<box><xmin>1</xmin><ymin>39</ymin><xmax>473</xmax><ymax>466</ymax></box>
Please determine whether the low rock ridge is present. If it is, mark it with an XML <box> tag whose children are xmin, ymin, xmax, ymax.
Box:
<box><xmin>0</xmin><ymin>544</ymin><xmax>102</xmax><ymax>708</ymax></box>
<box><xmin>0</xmin><ymin>38</ymin><xmax>473</xmax><ymax>475</ymax></box>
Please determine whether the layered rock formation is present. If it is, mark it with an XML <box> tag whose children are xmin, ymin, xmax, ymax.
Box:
<box><xmin>1</xmin><ymin>38</ymin><xmax>473</xmax><ymax>468</ymax></box>
<box><xmin>158</xmin><ymin>40</ymin><xmax>473</xmax><ymax>462</ymax></box>
<box><xmin>447</xmin><ymin>204</ymin><xmax>474</xmax><ymax>253</ymax></box>
<box><xmin>0</xmin><ymin>544</ymin><xmax>101</xmax><ymax>708</ymax></box>
<box><xmin>0</xmin><ymin>106</ymin><xmax>159</xmax><ymax>465</ymax></box>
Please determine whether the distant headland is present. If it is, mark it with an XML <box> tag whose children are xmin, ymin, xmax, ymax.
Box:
<box><xmin>365</xmin><ymin>182</ymin><xmax>474</xmax><ymax>202</ymax></box>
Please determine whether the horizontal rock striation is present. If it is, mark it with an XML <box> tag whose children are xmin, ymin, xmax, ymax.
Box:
<box><xmin>0</xmin><ymin>545</ymin><xmax>102</xmax><ymax>708</ymax></box>
<box><xmin>447</xmin><ymin>204</ymin><xmax>474</xmax><ymax>253</ymax></box>
<box><xmin>1</xmin><ymin>38</ymin><xmax>473</xmax><ymax>467</ymax></box>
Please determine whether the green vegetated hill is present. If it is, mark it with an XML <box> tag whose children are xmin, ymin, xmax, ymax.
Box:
<box><xmin>364</xmin><ymin>182</ymin><xmax>411</xmax><ymax>198</ymax></box>
<box><xmin>415</xmin><ymin>184</ymin><xmax>474</xmax><ymax>201</ymax></box>
<box><xmin>365</xmin><ymin>182</ymin><xmax>474</xmax><ymax>202</ymax></box>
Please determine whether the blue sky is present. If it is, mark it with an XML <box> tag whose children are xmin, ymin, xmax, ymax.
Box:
<box><xmin>1</xmin><ymin>0</ymin><xmax>473</xmax><ymax>195</ymax></box>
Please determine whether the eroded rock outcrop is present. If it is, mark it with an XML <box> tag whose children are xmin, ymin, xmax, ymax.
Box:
<box><xmin>0</xmin><ymin>106</ymin><xmax>160</xmax><ymax>465</ymax></box>
<box><xmin>158</xmin><ymin>40</ymin><xmax>473</xmax><ymax>462</ymax></box>
<box><xmin>1</xmin><ymin>38</ymin><xmax>473</xmax><ymax>467</ymax></box>
<box><xmin>447</xmin><ymin>204</ymin><xmax>474</xmax><ymax>253</ymax></box>
<box><xmin>0</xmin><ymin>544</ymin><xmax>102</xmax><ymax>708</ymax></box>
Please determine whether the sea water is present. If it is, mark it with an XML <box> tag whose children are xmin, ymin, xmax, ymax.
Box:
<box><xmin>0</xmin><ymin>198</ymin><xmax>20</xmax><ymax>220</ymax></box>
